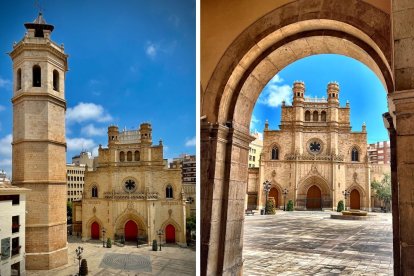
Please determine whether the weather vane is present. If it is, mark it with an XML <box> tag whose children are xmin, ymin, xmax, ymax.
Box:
<box><xmin>34</xmin><ymin>0</ymin><xmax>43</xmax><ymax>14</ymax></box>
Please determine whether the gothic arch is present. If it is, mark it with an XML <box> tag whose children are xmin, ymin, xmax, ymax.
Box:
<box><xmin>114</xmin><ymin>212</ymin><xmax>147</xmax><ymax>237</ymax></box>
<box><xmin>347</xmin><ymin>184</ymin><xmax>366</xmax><ymax>198</ymax></box>
<box><xmin>160</xmin><ymin>217</ymin><xmax>183</xmax><ymax>234</ymax></box>
<box><xmin>85</xmin><ymin>216</ymin><xmax>104</xmax><ymax>239</ymax></box>
<box><xmin>201</xmin><ymin>2</ymin><xmax>393</xmax><ymax>275</ymax></box>
<box><xmin>163</xmin><ymin>183</ymin><xmax>177</xmax><ymax>199</ymax></box>
<box><xmin>298</xmin><ymin>176</ymin><xmax>331</xmax><ymax>197</ymax></box>
<box><xmin>269</xmin><ymin>142</ymin><xmax>281</xmax><ymax>160</ymax></box>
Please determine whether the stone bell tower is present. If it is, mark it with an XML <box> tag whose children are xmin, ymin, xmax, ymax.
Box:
<box><xmin>9</xmin><ymin>13</ymin><xmax>68</xmax><ymax>269</ymax></box>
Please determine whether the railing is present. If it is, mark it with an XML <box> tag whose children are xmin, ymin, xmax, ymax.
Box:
<box><xmin>285</xmin><ymin>153</ymin><xmax>344</xmax><ymax>161</ymax></box>
<box><xmin>103</xmin><ymin>192</ymin><xmax>159</xmax><ymax>200</ymax></box>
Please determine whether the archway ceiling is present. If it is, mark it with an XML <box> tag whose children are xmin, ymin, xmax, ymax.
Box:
<box><xmin>210</xmin><ymin>20</ymin><xmax>392</xmax><ymax>132</ymax></box>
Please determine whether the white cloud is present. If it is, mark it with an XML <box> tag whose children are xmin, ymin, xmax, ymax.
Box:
<box><xmin>67</xmin><ymin>137</ymin><xmax>96</xmax><ymax>152</ymax></box>
<box><xmin>250</xmin><ymin>114</ymin><xmax>261</xmax><ymax>131</ymax></box>
<box><xmin>81</xmin><ymin>124</ymin><xmax>106</xmax><ymax>137</ymax></box>
<box><xmin>185</xmin><ymin>137</ymin><xmax>196</xmax><ymax>147</ymax></box>
<box><xmin>0</xmin><ymin>134</ymin><xmax>12</xmax><ymax>157</ymax></box>
<box><xmin>257</xmin><ymin>74</ymin><xmax>292</xmax><ymax>107</ymax></box>
<box><xmin>92</xmin><ymin>146</ymin><xmax>99</xmax><ymax>157</ymax></box>
<box><xmin>146</xmin><ymin>42</ymin><xmax>157</xmax><ymax>58</ymax></box>
<box><xmin>66</xmin><ymin>102</ymin><xmax>113</xmax><ymax>124</ymax></box>
<box><xmin>0</xmin><ymin>77</ymin><xmax>11</xmax><ymax>88</ymax></box>
<box><xmin>0</xmin><ymin>134</ymin><xmax>12</xmax><ymax>178</ymax></box>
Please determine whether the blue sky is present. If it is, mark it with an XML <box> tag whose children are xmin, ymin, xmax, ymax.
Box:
<box><xmin>251</xmin><ymin>54</ymin><xmax>389</xmax><ymax>143</ymax></box>
<box><xmin>0</xmin><ymin>1</ymin><xmax>195</xmax><ymax>177</ymax></box>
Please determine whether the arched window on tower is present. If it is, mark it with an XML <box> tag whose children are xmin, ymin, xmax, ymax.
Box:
<box><xmin>16</xmin><ymin>69</ymin><xmax>22</xmax><ymax>90</ymax></box>
<box><xmin>313</xmin><ymin>111</ymin><xmax>318</xmax><ymax>121</ymax></box>
<box><xmin>127</xmin><ymin>151</ymin><xmax>132</xmax><ymax>161</ymax></box>
<box><xmin>351</xmin><ymin>148</ymin><xmax>359</xmax><ymax>162</ymax></box>
<box><xmin>120</xmin><ymin>151</ymin><xmax>125</xmax><ymax>162</ymax></box>
<box><xmin>91</xmin><ymin>186</ymin><xmax>98</xmax><ymax>198</ymax></box>
<box><xmin>305</xmin><ymin>110</ymin><xmax>310</xmax><ymax>121</ymax></box>
<box><xmin>32</xmin><ymin>65</ymin><xmax>41</xmax><ymax>87</ymax></box>
<box><xmin>166</xmin><ymin>185</ymin><xmax>173</xmax><ymax>199</ymax></box>
<box><xmin>134</xmin><ymin>150</ymin><xmax>140</xmax><ymax>161</ymax></box>
<box><xmin>271</xmin><ymin>147</ymin><xmax>279</xmax><ymax>160</ymax></box>
<box><xmin>321</xmin><ymin>111</ymin><xmax>326</xmax><ymax>122</ymax></box>
<box><xmin>53</xmin><ymin>70</ymin><xmax>59</xmax><ymax>91</ymax></box>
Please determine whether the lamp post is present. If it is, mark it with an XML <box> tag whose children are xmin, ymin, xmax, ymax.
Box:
<box><xmin>342</xmin><ymin>190</ymin><xmax>350</xmax><ymax>210</ymax></box>
<box><xmin>75</xmin><ymin>246</ymin><xmax>83</xmax><ymax>275</ymax></box>
<box><xmin>102</xmin><ymin>227</ymin><xmax>106</xmax><ymax>247</ymax></box>
<box><xmin>157</xmin><ymin>229</ymin><xmax>164</xmax><ymax>251</ymax></box>
<box><xmin>282</xmin><ymin>188</ymin><xmax>289</xmax><ymax>211</ymax></box>
<box><xmin>263</xmin><ymin>180</ymin><xmax>271</xmax><ymax>215</ymax></box>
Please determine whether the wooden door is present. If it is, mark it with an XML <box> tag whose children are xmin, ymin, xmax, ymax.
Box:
<box><xmin>306</xmin><ymin>185</ymin><xmax>322</xmax><ymax>209</ymax></box>
<box><xmin>165</xmin><ymin>224</ymin><xmax>176</xmax><ymax>243</ymax></box>
<box><xmin>350</xmin><ymin>189</ymin><xmax>360</xmax><ymax>209</ymax></box>
<box><xmin>91</xmin><ymin>222</ymin><xmax>100</xmax><ymax>239</ymax></box>
<box><xmin>125</xmin><ymin>220</ymin><xmax>138</xmax><ymax>241</ymax></box>
<box><xmin>269</xmin><ymin>188</ymin><xmax>278</xmax><ymax>207</ymax></box>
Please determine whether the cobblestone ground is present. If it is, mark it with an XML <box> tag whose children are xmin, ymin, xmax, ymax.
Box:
<box><xmin>243</xmin><ymin>211</ymin><xmax>393</xmax><ymax>275</ymax></box>
<box><xmin>27</xmin><ymin>236</ymin><xmax>195</xmax><ymax>276</ymax></box>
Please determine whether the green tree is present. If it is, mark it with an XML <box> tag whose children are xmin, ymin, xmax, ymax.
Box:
<box><xmin>67</xmin><ymin>201</ymin><xmax>73</xmax><ymax>224</ymax></box>
<box><xmin>371</xmin><ymin>173</ymin><xmax>391</xmax><ymax>211</ymax></box>
<box><xmin>286</xmin><ymin>200</ymin><xmax>294</xmax><ymax>211</ymax></box>
<box><xmin>265</xmin><ymin>200</ymin><xmax>276</xmax><ymax>214</ymax></box>
<box><xmin>186</xmin><ymin>215</ymin><xmax>196</xmax><ymax>245</ymax></box>
<box><xmin>337</xmin><ymin>200</ymin><xmax>344</xmax><ymax>212</ymax></box>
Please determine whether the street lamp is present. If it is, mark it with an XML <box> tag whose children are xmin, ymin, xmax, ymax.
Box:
<box><xmin>342</xmin><ymin>190</ymin><xmax>350</xmax><ymax>210</ymax></box>
<box><xmin>102</xmin><ymin>227</ymin><xmax>106</xmax><ymax>248</ymax></box>
<box><xmin>157</xmin><ymin>229</ymin><xmax>164</xmax><ymax>251</ymax></box>
<box><xmin>263</xmin><ymin>180</ymin><xmax>271</xmax><ymax>215</ymax></box>
<box><xmin>282</xmin><ymin>188</ymin><xmax>289</xmax><ymax>211</ymax></box>
<box><xmin>75</xmin><ymin>246</ymin><xmax>83</xmax><ymax>275</ymax></box>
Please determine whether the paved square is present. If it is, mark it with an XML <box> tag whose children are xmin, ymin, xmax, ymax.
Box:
<box><xmin>27</xmin><ymin>237</ymin><xmax>195</xmax><ymax>275</ymax></box>
<box><xmin>243</xmin><ymin>211</ymin><xmax>393</xmax><ymax>275</ymax></box>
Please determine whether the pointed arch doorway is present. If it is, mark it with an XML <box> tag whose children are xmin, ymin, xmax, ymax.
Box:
<box><xmin>350</xmin><ymin>189</ymin><xmax>361</xmax><ymax>210</ymax></box>
<box><xmin>269</xmin><ymin>187</ymin><xmax>278</xmax><ymax>207</ymax></box>
<box><xmin>165</xmin><ymin>224</ymin><xmax>176</xmax><ymax>243</ymax></box>
<box><xmin>306</xmin><ymin>185</ymin><xmax>322</xmax><ymax>210</ymax></box>
<box><xmin>125</xmin><ymin>220</ymin><xmax>138</xmax><ymax>241</ymax></box>
<box><xmin>91</xmin><ymin>222</ymin><xmax>100</xmax><ymax>239</ymax></box>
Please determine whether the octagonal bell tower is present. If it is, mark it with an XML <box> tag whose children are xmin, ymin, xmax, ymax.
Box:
<box><xmin>9</xmin><ymin>13</ymin><xmax>68</xmax><ymax>270</ymax></box>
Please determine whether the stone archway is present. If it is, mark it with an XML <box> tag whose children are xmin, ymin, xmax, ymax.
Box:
<box><xmin>200</xmin><ymin>1</ymin><xmax>400</xmax><ymax>275</ymax></box>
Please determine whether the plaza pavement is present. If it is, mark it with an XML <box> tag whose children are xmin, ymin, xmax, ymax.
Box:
<box><xmin>243</xmin><ymin>211</ymin><xmax>393</xmax><ymax>275</ymax></box>
<box><xmin>27</xmin><ymin>236</ymin><xmax>195</xmax><ymax>276</ymax></box>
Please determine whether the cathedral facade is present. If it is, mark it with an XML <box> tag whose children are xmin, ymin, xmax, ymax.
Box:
<box><xmin>81</xmin><ymin>123</ymin><xmax>187</xmax><ymax>246</ymax></box>
<box><xmin>250</xmin><ymin>81</ymin><xmax>371</xmax><ymax>211</ymax></box>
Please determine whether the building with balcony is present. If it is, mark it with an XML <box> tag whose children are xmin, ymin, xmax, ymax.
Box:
<box><xmin>67</xmin><ymin>151</ymin><xmax>94</xmax><ymax>202</ymax></box>
<box><xmin>0</xmin><ymin>170</ymin><xmax>29</xmax><ymax>276</ymax></box>
<box><xmin>368</xmin><ymin>141</ymin><xmax>391</xmax><ymax>164</ymax></box>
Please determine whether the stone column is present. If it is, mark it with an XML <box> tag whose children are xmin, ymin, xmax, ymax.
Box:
<box><xmin>393</xmin><ymin>1</ymin><xmax>414</xmax><ymax>273</ymax></box>
<box><xmin>383</xmin><ymin>112</ymin><xmax>399</xmax><ymax>276</ymax></box>
<box><xmin>200</xmin><ymin>121</ymin><xmax>254</xmax><ymax>276</ymax></box>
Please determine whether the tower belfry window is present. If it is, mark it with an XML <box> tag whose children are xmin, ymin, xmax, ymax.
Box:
<box><xmin>166</xmin><ymin>185</ymin><xmax>173</xmax><ymax>199</ymax></box>
<box><xmin>305</xmin><ymin>110</ymin><xmax>310</xmax><ymax>121</ymax></box>
<box><xmin>321</xmin><ymin>111</ymin><xmax>326</xmax><ymax>121</ymax></box>
<box><xmin>313</xmin><ymin>111</ymin><xmax>318</xmax><ymax>121</ymax></box>
<box><xmin>351</xmin><ymin>148</ymin><xmax>359</xmax><ymax>162</ymax></box>
<box><xmin>53</xmin><ymin>70</ymin><xmax>59</xmax><ymax>91</ymax></box>
<box><xmin>33</xmin><ymin>65</ymin><xmax>41</xmax><ymax>87</ymax></box>
<box><xmin>271</xmin><ymin>147</ymin><xmax>279</xmax><ymax>160</ymax></box>
<box><xmin>16</xmin><ymin>69</ymin><xmax>22</xmax><ymax>90</ymax></box>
